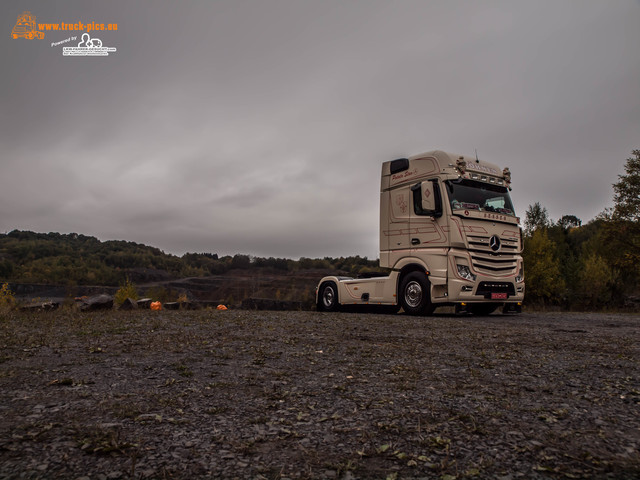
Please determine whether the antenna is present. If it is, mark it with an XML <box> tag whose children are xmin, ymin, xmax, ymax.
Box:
<box><xmin>475</xmin><ymin>149</ymin><xmax>479</xmax><ymax>163</ymax></box>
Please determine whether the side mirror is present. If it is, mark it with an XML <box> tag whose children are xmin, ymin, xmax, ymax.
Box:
<box><xmin>412</xmin><ymin>180</ymin><xmax>442</xmax><ymax>217</ymax></box>
<box><xmin>420</xmin><ymin>181</ymin><xmax>436</xmax><ymax>211</ymax></box>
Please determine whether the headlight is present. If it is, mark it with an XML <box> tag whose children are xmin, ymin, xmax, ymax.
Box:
<box><xmin>457</xmin><ymin>264</ymin><xmax>476</xmax><ymax>282</ymax></box>
<box><xmin>515</xmin><ymin>268</ymin><xmax>524</xmax><ymax>283</ymax></box>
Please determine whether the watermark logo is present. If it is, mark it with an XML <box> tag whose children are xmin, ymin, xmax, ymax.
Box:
<box><xmin>62</xmin><ymin>33</ymin><xmax>116</xmax><ymax>56</ymax></box>
<box><xmin>11</xmin><ymin>11</ymin><xmax>44</xmax><ymax>40</ymax></box>
<box><xmin>11</xmin><ymin>10</ymin><xmax>119</xmax><ymax>59</ymax></box>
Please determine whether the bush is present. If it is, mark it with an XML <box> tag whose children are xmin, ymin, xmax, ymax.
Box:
<box><xmin>144</xmin><ymin>286</ymin><xmax>180</xmax><ymax>303</ymax></box>
<box><xmin>114</xmin><ymin>278</ymin><xmax>139</xmax><ymax>306</ymax></box>
<box><xmin>0</xmin><ymin>282</ymin><xmax>15</xmax><ymax>309</ymax></box>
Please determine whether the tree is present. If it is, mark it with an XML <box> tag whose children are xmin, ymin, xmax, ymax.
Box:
<box><xmin>522</xmin><ymin>229</ymin><xmax>565</xmax><ymax>305</ymax></box>
<box><xmin>231</xmin><ymin>254</ymin><xmax>251</xmax><ymax>270</ymax></box>
<box><xmin>612</xmin><ymin>149</ymin><xmax>640</xmax><ymax>222</ymax></box>
<box><xmin>578</xmin><ymin>253</ymin><xmax>613</xmax><ymax>309</ymax></box>
<box><xmin>557</xmin><ymin>215</ymin><xmax>582</xmax><ymax>231</ymax></box>
<box><xmin>601</xmin><ymin>149</ymin><xmax>640</xmax><ymax>288</ymax></box>
<box><xmin>524</xmin><ymin>202</ymin><xmax>551</xmax><ymax>236</ymax></box>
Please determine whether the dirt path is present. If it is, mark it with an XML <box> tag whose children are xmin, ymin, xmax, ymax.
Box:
<box><xmin>0</xmin><ymin>310</ymin><xmax>638</xmax><ymax>479</ymax></box>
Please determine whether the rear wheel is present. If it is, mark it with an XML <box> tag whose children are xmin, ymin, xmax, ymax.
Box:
<box><xmin>317</xmin><ymin>281</ymin><xmax>339</xmax><ymax>312</ymax></box>
<box><xmin>399</xmin><ymin>272</ymin><xmax>435</xmax><ymax>316</ymax></box>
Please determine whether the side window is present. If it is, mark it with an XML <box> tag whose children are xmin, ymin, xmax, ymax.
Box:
<box><xmin>412</xmin><ymin>180</ymin><xmax>442</xmax><ymax>217</ymax></box>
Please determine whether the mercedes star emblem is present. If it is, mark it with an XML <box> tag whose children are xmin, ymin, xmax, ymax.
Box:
<box><xmin>489</xmin><ymin>235</ymin><xmax>501</xmax><ymax>252</ymax></box>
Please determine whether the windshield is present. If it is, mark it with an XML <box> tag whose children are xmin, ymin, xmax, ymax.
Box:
<box><xmin>445</xmin><ymin>179</ymin><xmax>515</xmax><ymax>216</ymax></box>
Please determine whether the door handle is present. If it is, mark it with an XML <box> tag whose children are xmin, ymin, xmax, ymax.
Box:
<box><xmin>411</xmin><ymin>238</ymin><xmax>420</xmax><ymax>245</ymax></box>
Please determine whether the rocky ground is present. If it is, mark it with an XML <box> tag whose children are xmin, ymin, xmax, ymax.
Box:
<box><xmin>0</xmin><ymin>309</ymin><xmax>638</xmax><ymax>479</ymax></box>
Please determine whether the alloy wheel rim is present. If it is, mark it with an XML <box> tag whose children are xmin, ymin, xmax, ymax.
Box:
<box><xmin>405</xmin><ymin>281</ymin><xmax>422</xmax><ymax>308</ymax></box>
<box><xmin>323</xmin><ymin>287</ymin><xmax>335</xmax><ymax>307</ymax></box>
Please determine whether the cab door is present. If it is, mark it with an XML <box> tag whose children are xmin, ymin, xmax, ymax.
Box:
<box><xmin>383</xmin><ymin>185</ymin><xmax>412</xmax><ymax>251</ymax></box>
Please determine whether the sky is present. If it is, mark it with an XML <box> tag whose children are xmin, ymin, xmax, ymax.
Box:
<box><xmin>1</xmin><ymin>0</ymin><xmax>639</xmax><ymax>259</ymax></box>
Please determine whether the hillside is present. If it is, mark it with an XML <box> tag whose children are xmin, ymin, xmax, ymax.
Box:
<box><xmin>0</xmin><ymin>230</ymin><xmax>383</xmax><ymax>305</ymax></box>
<box><xmin>0</xmin><ymin>230</ymin><xmax>191</xmax><ymax>285</ymax></box>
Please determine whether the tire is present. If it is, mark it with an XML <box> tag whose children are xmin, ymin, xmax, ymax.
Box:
<box><xmin>399</xmin><ymin>272</ymin><xmax>435</xmax><ymax>316</ymax></box>
<box><xmin>470</xmin><ymin>303</ymin><xmax>498</xmax><ymax>316</ymax></box>
<box><xmin>317</xmin><ymin>281</ymin><xmax>340</xmax><ymax>312</ymax></box>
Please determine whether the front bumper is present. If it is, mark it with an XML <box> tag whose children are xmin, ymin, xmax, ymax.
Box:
<box><xmin>448</xmin><ymin>274</ymin><xmax>525</xmax><ymax>304</ymax></box>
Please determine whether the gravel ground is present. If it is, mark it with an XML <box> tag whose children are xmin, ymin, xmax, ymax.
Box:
<box><xmin>0</xmin><ymin>309</ymin><xmax>638</xmax><ymax>479</ymax></box>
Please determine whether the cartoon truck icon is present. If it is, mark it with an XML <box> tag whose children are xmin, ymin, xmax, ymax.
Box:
<box><xmin>12</xmin><ymin>11</ymin><xmax>44</xmax><ymax>40</ymax></box>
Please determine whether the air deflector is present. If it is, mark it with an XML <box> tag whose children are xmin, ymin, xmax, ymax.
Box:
<box><xmin>390</xmin><ymin>158</ymin><xmax>409</xmax><ymax>174</ymax></box>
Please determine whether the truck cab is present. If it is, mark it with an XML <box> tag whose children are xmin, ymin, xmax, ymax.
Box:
<box><xmin>316</xmin><ymin>150</ymin><xmax>524</xmax><ymax>315</ymax></box>
<box><xmin>12</xmin><ymin>12</ymin><xmax>44</xmax><ymax>40</ymax></box>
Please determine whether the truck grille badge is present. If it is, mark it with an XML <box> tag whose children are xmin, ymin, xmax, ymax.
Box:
<box><xmin>489</xmin><ymin>235</ymin><xmax>501</xmax><ymax>252</ymax></box>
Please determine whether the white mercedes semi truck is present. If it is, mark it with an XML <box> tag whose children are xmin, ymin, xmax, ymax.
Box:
<box><xmin>316</xmin><ymin>150</ymin><xmax>524</xmax><ymax>315</ymax></box>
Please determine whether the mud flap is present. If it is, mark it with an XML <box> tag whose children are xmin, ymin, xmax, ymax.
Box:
<box><xmin>455</xmin><ymin>303</ymin><xmax>470</xmax><ymax>315</ymax></box>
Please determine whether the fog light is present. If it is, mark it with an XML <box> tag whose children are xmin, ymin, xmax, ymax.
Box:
<box><xmin>457</xmin><ymin>264</ymin><xmax>476</xmax><ymax>282</ymax></box>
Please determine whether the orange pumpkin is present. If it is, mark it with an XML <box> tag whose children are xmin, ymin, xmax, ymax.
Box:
<box><xmin>150</xmin><ymin>301</ymin><xmax>162</xmax><ymax>311</ymax></box>
<box><xmin>216</xmin><ymin>304</ymin><xmax>227</xmax><ymax>311</ymax></box>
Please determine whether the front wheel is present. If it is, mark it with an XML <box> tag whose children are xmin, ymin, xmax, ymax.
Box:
<box><xmin>317</xmin><ymin>281</ymin><xmax>340</xmax><ymax>312</ymax></box>
<box><xmin>399</xmin><ymin>272</ymin><xmax>435</xmax><ymax>316</ymax></box>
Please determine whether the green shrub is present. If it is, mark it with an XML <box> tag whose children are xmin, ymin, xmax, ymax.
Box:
<box><xmin>114</xmin><ymin>278</ymin><xmax>139</xmax><ymax>306</ymax></box>
<box><xmin>0</xmin><ymin>283</ymin><xmax>15</xmax><ymax>310</ymax></box>
<box><xmin>144</xmin><ymin>286</ymin><xmax>179</xmax><ymax>303</ymax></box>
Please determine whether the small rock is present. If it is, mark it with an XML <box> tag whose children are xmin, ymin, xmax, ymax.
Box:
<box><xmin>20</xmin><ymin>302</ymin><xmax>59</xmax><ymax>312</ymax></box>
<box><xmin>118</xmin><ymin>297</ymin><xmax>138</xmax><ymax>310</ymax></box>
<box><xmin>137</xmin><ymin>298</ymin><xmax>153</xmax><ymax>309</ymax></box>
<box><xmin>78</xmin><ymin>294</ymin><xmax>114</xmax><ymax>311</ymax></box>
<box><xmin>135</xmin><ymin>414</ymin><xmax>162</xmax><ymax>423</ymax></box>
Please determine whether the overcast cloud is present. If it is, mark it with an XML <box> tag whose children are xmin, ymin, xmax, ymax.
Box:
<box><xmin>1</xmin><ymin>0</ymin><xmax>639</xmax><ymax>259</ymax></box>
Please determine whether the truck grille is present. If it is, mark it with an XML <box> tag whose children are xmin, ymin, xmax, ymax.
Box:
<box><xmin>467</xmin><ymin>234</ymin><xmax>519</xmax><ymax>276</ymax></box>
<box><xmin>476</xmin><ymin>282</ymin><xmax>516</xmax><ymax>298</ymax></box>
